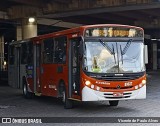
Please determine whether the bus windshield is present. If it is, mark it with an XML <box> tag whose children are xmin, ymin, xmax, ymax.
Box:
<box><xmin>83</xmin><ymin>39</ymin><xmax>145</xmax><ymax>73</ymax></box>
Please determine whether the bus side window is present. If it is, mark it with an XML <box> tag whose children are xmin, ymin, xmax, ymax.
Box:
<box><xmin>21</xmin><ymin>42</ymin><xmax>33</xmax><ymax>65</ymax></box>
<box><xmin>54</xmin><ymin>36</ymin><xmax>67</xmax><ymax>64</ymax></box>
<box><xmin>43</xmin><ymin>38</ymin><xmax>54</xmax><ymax>64</ymax></box>
<box><xmin>27</xmin><ymin>43</ymin><xmax>33</xmax><ymax>64</ymax></box>
<box><xmin>21</xmin><ymin>43</ymin><xmax>27</xmax><ymax>64</ymax></box>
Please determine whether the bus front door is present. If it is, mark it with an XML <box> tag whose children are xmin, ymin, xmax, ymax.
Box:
<box><xmin>69</xmin><ymin>38</ymin><xmax>81</xmax><ymax>99</ymax></box>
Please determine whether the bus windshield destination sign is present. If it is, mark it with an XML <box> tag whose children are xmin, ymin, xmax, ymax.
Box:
<box><xmin>85</xmin><ymin>27</ymin><xmax>143</xmax><ymax>37</ymax></box>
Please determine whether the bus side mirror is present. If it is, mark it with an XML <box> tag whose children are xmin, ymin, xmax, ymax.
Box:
<box><xmin>78</xmin><ymin>36</ymin><xmax>82</xmax><ymax>42</ymax></box>
<box><xmin>144</xmin><ymin>45</ymin><xmax>148</xmax><ymax>64</ymax></box>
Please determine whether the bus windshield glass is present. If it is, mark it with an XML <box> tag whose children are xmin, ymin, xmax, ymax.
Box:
<box><xmin>83</xmin><ymin>39</ymin><xmax>145</xmax><ymax>73</ymax></box>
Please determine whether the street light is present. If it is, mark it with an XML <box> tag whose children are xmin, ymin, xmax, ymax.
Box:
<box><xmin>28</xmin><ymin>17</ymin><xmax>35</xmax><ymax>23</ymax></box>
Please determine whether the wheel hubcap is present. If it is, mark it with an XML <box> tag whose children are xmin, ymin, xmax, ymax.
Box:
<box><xmin>23</xmin><ymin>85</ymin><xmax>27</xmax><ymax>95</ymax></box>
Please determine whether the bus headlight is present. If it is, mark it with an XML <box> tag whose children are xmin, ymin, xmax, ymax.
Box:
<box><xmin>91</xmin><ymin>85</ymin><xmax>94</xmax><ymax>89</ymax></box>
<box><xmin>85</xmin><ymin>80</ymin><xmax>91</xmax><ymax>86</ymax></box>
<box><xmin>139</xmin><ymin>84</ymin><xmax>142</xmax><ymax>88</ymax></box>
<box><xmin>134</xmin><ymin>79</ymin><xmax>146</xmax><ymax>90</ymax></box>
<box><xmin>135</xmin><ymin>85</ymin><xmax>138</xmax><ymax>90</ymax></box>
<box><xmin>96</xmin><ymin>86</ymin><xmax>100</xmax><ymax>91</ymax></box>
<box><xmin>142</xmin><ymin>80</ymin><xmax>146</xmax><ymax>84</ymax></box>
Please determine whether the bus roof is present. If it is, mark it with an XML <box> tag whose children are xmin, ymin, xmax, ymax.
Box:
<box><xmin>9</xmin><ymin>24</ymin><xmax>143</xmax><ymax>45</ymax></box>
<box><xmin>80</xmin><ymin>24</ymin><xmax>143</xmax><ymax>30</ymax></box>
<box><xmin>32</xmin><ymin>24</ymin><xmax>143</xmax><ymax>40</ymax></box>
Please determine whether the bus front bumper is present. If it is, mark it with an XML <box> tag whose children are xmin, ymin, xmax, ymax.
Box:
<box><xmin>82</xmin><ymin>85</ymin><xmax>146</xmax><ymax>101</ymax></box>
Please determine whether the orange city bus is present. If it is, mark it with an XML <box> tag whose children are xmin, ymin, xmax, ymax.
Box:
<box><xmin>8</xmin><ymin>24</ymin><xmax>147</xmax><ymax>109</ymax></box>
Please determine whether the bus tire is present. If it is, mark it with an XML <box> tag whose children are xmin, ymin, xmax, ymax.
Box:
<box><xmin>109</xmin><ymin>100</ymin><xmax>119</xmax><ymax>106</ymax></box>
<box><xmin>22</xmin><ymin>77</ymin><xmax>32</xmax><ymax>99</ymax></box>
<box><xmin>62</xmin><ymin>87</ymin><xmax>73</xmax><ymax>109</ymax></box>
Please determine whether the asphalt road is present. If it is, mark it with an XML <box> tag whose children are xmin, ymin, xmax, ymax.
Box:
<box><xmin>0</xmin><ymin>71</ymin><xmax>160</xmax><ymax>126</ymax></box>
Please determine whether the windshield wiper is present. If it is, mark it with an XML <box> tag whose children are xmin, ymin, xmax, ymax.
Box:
<box><xmin>112</xmin><ymin>44</ymin><xmax>116</xmax><ymax>64</ymax></box>
<box><xmin>120</xmin><ymin>45</ymin><xmax>123</xmax><ymax>64</ymax></box>
<box><xmin>120</xmin><ymin>39</ymin><xmax>132</xmax><ymax>64</ymax></box>
<box><xmin>99</xmin><ymin>39</ymin><xmax>113</xmax><ymax>54</ymax></box>
<box><xmin>99</xmin><ymin>39</ymin><xmax>116</xmax><ymax>64</ymax></box>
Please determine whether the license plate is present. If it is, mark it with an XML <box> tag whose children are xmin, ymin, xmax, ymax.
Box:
<box><xmin>113</xmin><ymin>92</ymin><xmax>123</xmax><ymax>97</ymax></box>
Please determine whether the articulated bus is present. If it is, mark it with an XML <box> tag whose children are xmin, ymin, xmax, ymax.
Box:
<box><xmin>8</xmin><ymin>24</ymin><xmax>147</xmax><ymax>108</ymax></box>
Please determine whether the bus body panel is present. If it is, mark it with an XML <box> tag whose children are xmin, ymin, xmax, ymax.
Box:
<box><xmin>82</xmin><ymin>85</ymin><xmax>146</xmax><ymax>101</ymax></box>
<box><xmin>8</xmin><ymin>65</ymin><xmax>17</xmax><ymax>88</ymax></box>
<box><xmin>40</xmin><ymin>63</ymin><xmax>69</xmax><ymax>97</ymax></box>
<box><xmin>81</xmin><ymin>70</ymin><xmax>146</xmax><ymax>101</ymax></box>
<box><xmin>8</xmin><ymin>46</ymin><xmax>20</xmax><ymax>88</ymax></box>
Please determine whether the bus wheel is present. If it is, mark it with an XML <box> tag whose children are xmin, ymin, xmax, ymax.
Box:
<box><xmin>109</xmin><ymin>100</ymin><xmax>119</xmax><ymax>106</ymax></box>
<box><xmin>62</xmin><ymin>88</ymin><xmax>73</xmax><ymax>109</ymax></box>
<box><xmin>22</xmin><ymin>78</ymin><xmax>32</xmax><ymax>99</ymax></box>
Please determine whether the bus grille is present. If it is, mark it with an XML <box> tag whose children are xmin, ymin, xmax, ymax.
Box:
<box><xmin>102</xmin><ymin>86</ymin><xmax>133</xmax><ymax>90</ymax></box>
<box><xmin>86</xmin><ymin>72</ymin><xmax>145</xmax><ymax>81</ymax></box>
<box><xmin>94</xmin><ymin>76</ymin><xmax>141</xmax><ymax>81</ymax></box>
